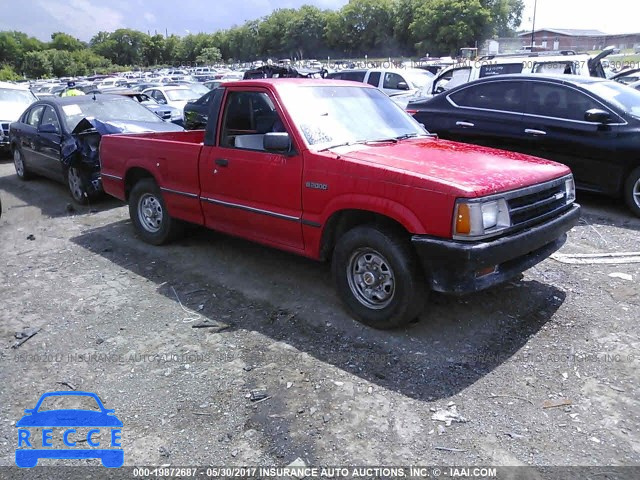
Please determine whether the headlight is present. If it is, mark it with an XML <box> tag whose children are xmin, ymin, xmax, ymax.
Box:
<box><xmin>171</xmin><ymin>111</ymin><xmax>182</xmax><ymax>120</ymax></box>
<box><xmin>454</xmin><ymin>198</ymin><xmax>511</xmax><ymax>240</ymax></box>
<box><xmin>565</xmin><ymin>176</ymin><xmax>576</xmax><ymax>204</ymax></box>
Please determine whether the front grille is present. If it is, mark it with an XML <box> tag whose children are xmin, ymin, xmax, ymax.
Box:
<box><xmin>507</xmin><ymin>178</ymin><xmax>569</xmax><ymax>230</ymax></box>
<box><xmin>160</xmin><ymin>111</ymin><xmax>171</xmax><ymax>120</ymax></box>
<box><xmin>0</xmin><ymin>122</ymin><xmax>9</xmax><ymax>136</ymax></box>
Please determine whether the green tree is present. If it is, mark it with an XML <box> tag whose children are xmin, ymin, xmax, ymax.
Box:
<box><xmin>482</xmin><ymin>0</ymin><xmax>525</xmax><ymax>37</ymax></box>
<box><xmin>258</xmin><ymin>9</ymin><xmax>296</xmax><ymax>57</ymax></box>
<box><xmin>22</xmin><ymin>51</ymin><xmax>52</xmax><ymax>78</ymax></box>
<box><xmin>285</xmin><ymin>5</ymin><xmax>330</xmax><ymax>60</ymax></box>
<box><xmin>326</xmin><ymin>0</ymin><xmax>395</xmax><ymax>57</ymax></box>
<box><xmin>196</xmin><ymin>46</ymin><xmax>222</xmax><ymax>64</ymax></box>
<box><xmin>0</xmin><ymin>31</ymin><xmax>45</xmax><ymax>70</ymax></box>
<box><xmin>163</xmin><ymin>35</ymin><xmax>181</xmax><ymax>65</ymax></box>
<box><xmin>393</xmin><ymin>0</ymin><xmax>420</xmax><ymax>54</ymax></box>
<box><xmin>142</xmin><ymin>34</ymin><xmax>166</xmax><ymax>66</ymax></box>
<box><xmin>50</xmin><ymin>32</ymin><xmax>85</xmax><ymax>51</ymax></box>
<box><xmin>0</xmin><ymin>64</ymin><xmax>20</xmax><ymax>81</ymax></box>
<box><xmin>45</xmin><ymin>49</ymin><xmax>78</xmax><ymax>77</ymax></box>
<box><xmin>411</xmin><ymin>0</ymin><xmax>492</xmax><ymax>56</ymax></box>
<box><xmin>90</xmin><ymin>29</ymin><xmax>148</xmax><ymax>66</ymax></box>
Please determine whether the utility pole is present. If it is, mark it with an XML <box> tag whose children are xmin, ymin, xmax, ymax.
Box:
<box><xmin>531</xmin><ymin>0</ymin><xmax>537</xmax><ymax>48</ymax></box>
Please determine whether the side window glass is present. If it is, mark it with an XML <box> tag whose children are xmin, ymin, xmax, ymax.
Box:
<box><xmin>367</xmin><ymin>72</ymin><xmax>381</xmax><ymax>87</ymax></box>
<box><xmin>343</xmin><ymin>71</ymin><xmax>366</xmax><ymax>82</ymax></box>
<box><xmin>450</xmin><ymin>82</ymin><xmax>523</xmax><ymax>112</ymax></box>
<box><xmin>526</xmin><ymin>83</ymin><xmax>600</xmax><ymax>121</ymax></box>
<box><xmin>26</xmin><ymin>106</ymin><xmax>45</xmax><ymax>127</ymax></box>
<box><xmin>383</xmin><ymin>72</ymin><xmax>404</xmax><ymax>89</ymax></box>
<box><xmin>533</xmin><ymin>62</ymin><xmax>575</xmax><ymax>75</ymax></box>
<box><xmin>220</xmin><ymin>91</ymin><xmax>286</xmax><ymax>151</ymax></box>
<box><xmin>435</xmin><ymin>68</ymin><xmax>471</xmax><ymax>92</ymax></box>
<box><xmin>41</xmin><ymin>106</ymin><xmax>61</xmax><ymax>133</ymax></box>
<box><xmin>197</xmin><ymin>91</ymin><xmax>213</xmax><ymax>106</ymax></box>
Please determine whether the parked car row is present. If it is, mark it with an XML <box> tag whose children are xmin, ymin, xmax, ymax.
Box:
<box><xmin>97</xmin><ymin>79</ymin><xmax>580</xmax><ymax>329</ymax></box>
<box><xmin>8</xmin><ymin>94</ymin><xmax>183</xmax><ymax>203</ymax></box>
<box><xmin>406</xmin><ymin>74</ymin><xmax>640</xmax><ymax>217</ymax></box>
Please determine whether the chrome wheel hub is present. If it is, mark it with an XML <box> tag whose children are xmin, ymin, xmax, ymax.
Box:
<box><xmin>633</xmin><ymin>178</ymin><xmax>640</xmax><ymax>208</ymax></box>
<box><xmin>138</xmin><ymin>194</ymin><xmax>163</xmax><ymax>233</ymax></box>
<box><xmin>347</xmin><ymin>248</ymin><xmax>395</xmax><ymax>310</ymax></box>
<box><xmin>14</xmin><ymin>150</ymin><xmax>24</xmax><ymax>176</ymax></box>
<box><xmin>68</xmin><ymin>168</ymin><xmax>83</xmax><ymax>200</ymax></box>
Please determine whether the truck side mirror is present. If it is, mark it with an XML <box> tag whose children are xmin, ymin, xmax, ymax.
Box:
<box><xmin>264</xmin><ymin>132</ymin><xmax>291</xmax><ymax>152</ymax></box>
<box><xmin>397</xmin><ymin>81</ymin><xmax>410</xmax><ymax>90</ymax></box>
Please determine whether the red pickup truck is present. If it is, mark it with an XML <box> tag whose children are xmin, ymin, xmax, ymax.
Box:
<box><xmin>100</xmin><ymin>79</ymin><xmax>580</xmax><ymax>329</ymax></box>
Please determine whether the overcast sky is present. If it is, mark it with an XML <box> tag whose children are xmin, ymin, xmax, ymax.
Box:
<box><xmin>0</xmin><ymin>0</ymin><xmax>637</xmax><ymax>42</ymax></box>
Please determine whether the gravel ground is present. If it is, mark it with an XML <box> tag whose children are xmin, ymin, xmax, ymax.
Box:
<box><xmin>0</xmin><ymin>157</ymin><xmax>638</xmax><ymax>474</ymax></box>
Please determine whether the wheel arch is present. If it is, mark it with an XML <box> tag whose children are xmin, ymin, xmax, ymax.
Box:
<box><xmin>319</xmin><ymin>208</ymin><xmax>414</xmax><ymax>261</ymax></box>
<box><xmin>124</xmin><ymin>167</ymin><xmax>157</xmax><ymax>201</ymax></box>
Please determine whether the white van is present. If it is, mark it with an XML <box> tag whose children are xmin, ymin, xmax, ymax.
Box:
<box><xmin>418</xmin><ymin>48</ymin><xmax>614</xmax><ymax>98</ymax></box>
<box><xmin>0</xmin><ymin>82</ymin><xmax>37</xmax><ymax>153</ymax></box>
<box><xmin>327</xmin><ymin>68</ymin><xmax>434</xmax><ymax>96</ymax></box>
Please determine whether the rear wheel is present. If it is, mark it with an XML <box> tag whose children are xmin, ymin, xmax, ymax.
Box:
<box><xmin>332</xmin><ymin>225</ymin><xmax>427</xmax><ymax>329</ymax></box>
<box><xmin>13</xmin><ymin>147</ymin><xmax>32</xmax><ymax>180</ymax></box>
<box><xmin>624</xmin><ymin>167</ymin><xmax>640</xmax><ymax>217</ymax></box>
<box><xmin>129</xmin><ymin>178</ymin><xmax>183</xmax><ymax>245</ymax></box>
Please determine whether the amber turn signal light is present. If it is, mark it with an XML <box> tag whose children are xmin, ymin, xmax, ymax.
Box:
<box><xmin>456</xmin><ymin>203</ymin><xmax>471</xmax><ymax>234</ymax></box>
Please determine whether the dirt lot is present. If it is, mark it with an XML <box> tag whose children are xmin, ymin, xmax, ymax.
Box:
<box><xmin>0</xmin><ymin>156</ymin><xmax>638</xmax><ymax>473</ymax></box>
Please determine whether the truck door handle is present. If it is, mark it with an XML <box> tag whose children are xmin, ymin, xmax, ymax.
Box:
<box><xmin>525</xmin><ymin>129</ymin><xmax>547</xmax><ymax>136</ymax></box>
<box><xmin>215</xmin><ymin>158</ymin><xmax>228</xmax><ymax>167</ymax></box>
<box><xmin>456</xmin><ymin>121</ymin><xmax>475</xmax><ymax>127</ymax></box>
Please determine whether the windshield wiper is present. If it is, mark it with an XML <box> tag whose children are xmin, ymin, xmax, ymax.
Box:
<box><xmin>395</xmin><ymin>133</ymin><xmax>420</xmax><ymax>140</ymax></box>
<box><xmin>317</xmin><ymin>140</ymin><xmax>368</xmax><ymax>152</ymax></box>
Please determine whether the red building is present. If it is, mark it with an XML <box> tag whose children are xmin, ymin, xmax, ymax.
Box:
<box><xmin>517</xmin><ymin>28</ymin><xmax>640</xmax><ymax>52</ymax></box>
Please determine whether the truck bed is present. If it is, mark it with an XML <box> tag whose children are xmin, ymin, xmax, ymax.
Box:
<box><xmin>100</xmin><ymin>129</ymin><xmax>206</xmax><ymax>226</ymax></box>
<box><xmin>118</xmin><ymin>130</ymin><xmax>206</xmax><ymax>145</ymax></box>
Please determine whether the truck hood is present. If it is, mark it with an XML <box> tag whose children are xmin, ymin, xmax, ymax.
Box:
<box><xmin>331</xmin><ymin>137</ymin><xmax>570</xmax><ymax>197</ymax></box>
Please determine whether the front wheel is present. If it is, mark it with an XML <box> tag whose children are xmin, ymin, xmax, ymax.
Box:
<box><xmin>624</xmin><ymin>167</ymin><xmax>640</xmax><ymax>217</ymax></box>
<box><xmin>66</xmin><ymin>166</ymin><xmax>90</xmax><ymax>204</ymax></box>
<box><xmin>128</xmin><ymin>178</ymin><xmax>183</xmax><ymax>245</ymax></box>
<box><xmin>332</xmin><ymin>225</ymin><xmax>427</xmax><ymax>329</ymax></box>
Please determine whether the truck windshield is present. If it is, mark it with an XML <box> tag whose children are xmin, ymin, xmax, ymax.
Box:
<box><xmin>280</xmin><ymin>85</ymin><xmax>426</xmax><ymax>150</ymax></box>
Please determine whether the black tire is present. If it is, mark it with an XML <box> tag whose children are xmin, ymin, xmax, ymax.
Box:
<box><xmin>624</xmin><ymin>167</ymin><xmax>640</xmax><ymax>218</ymax></box>
<box><xmin>332</xmin><ymin>225</ymin><xmax>427</xmax><ymax>329</ymax></box>
<box><xmin>13</xmin><ymin>147</ymin><xmax>32</xmax><ymax>180</ymax></box>
<box><xmin>66</xmin><ymin>166</ymin><xmax>90</xmax><ymax>204</ymax></box>
<box><xmin>128</xmin><ymin>178</ymin><xmax>183</xmax><ymax>245</ymax></box>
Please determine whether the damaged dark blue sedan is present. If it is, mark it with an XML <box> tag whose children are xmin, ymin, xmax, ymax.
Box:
<box><xmin>9</xmin><ymin>94</ymin><xmax>184</xmax><ymax>204</ymax></box>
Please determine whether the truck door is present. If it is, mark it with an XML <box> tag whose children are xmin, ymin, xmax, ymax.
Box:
<box><xmin>199</xmin><ymin>87</ymin><xmax>304</xmax><ymax>250</ymax></box>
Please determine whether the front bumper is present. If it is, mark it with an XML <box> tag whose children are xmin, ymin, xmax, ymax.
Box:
<box><xmin>412</xmin><ymin>203</ymin><xmax>581</xmax><ymax>294</ymax></box>
<box><xmin>0</xmin><ymin>122</ymin><xmax>10</xmax><ymax>149</ymax></box>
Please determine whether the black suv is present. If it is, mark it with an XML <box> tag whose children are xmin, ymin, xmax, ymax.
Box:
<box><xmin>408</xmin><ymin>75</ymin><xmax>640</xmax><ymax>216</ymax></box>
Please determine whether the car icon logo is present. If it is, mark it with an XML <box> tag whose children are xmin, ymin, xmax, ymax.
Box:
<box><xmin>15</xmin><ymin>391</ymin><xmax>123</xmax><ymax>468</ymax></box>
